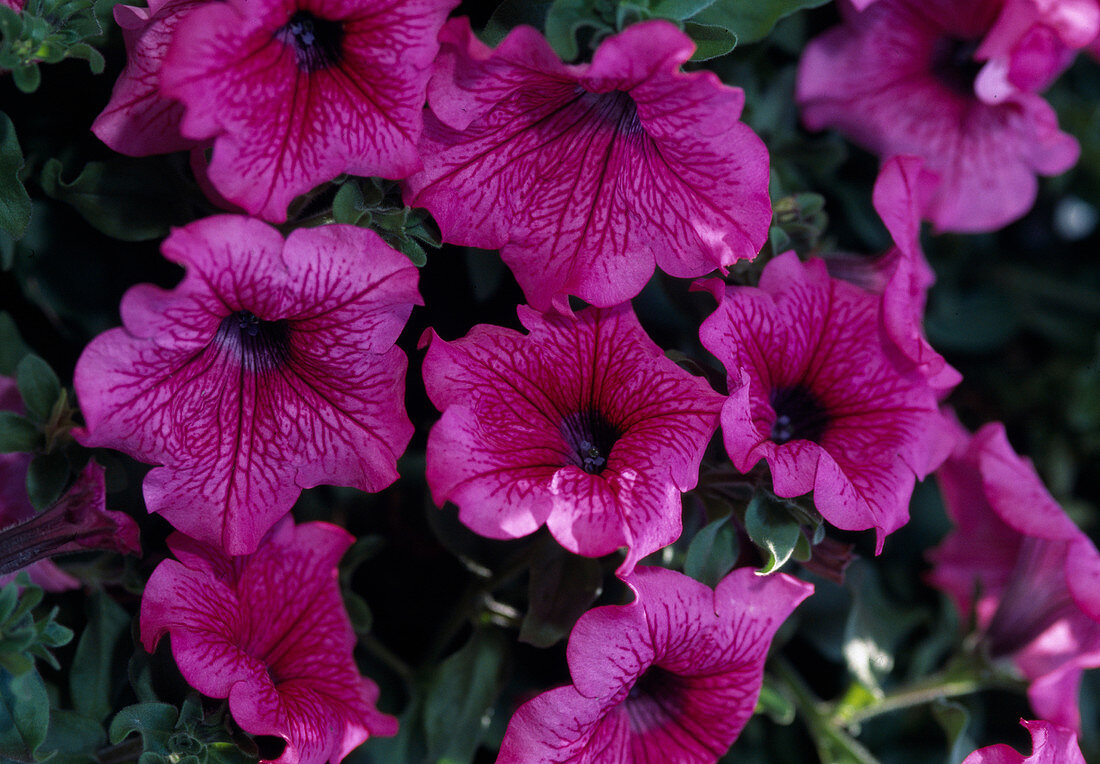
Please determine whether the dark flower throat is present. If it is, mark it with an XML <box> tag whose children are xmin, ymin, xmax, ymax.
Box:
<box><xmin>560</xmin><ymin>409</ymin><xmax>622</xmax><ymax>475</ymax></box>
<box><xmin>216</xmin><ymin>310</ymin><xmax>292</xmax><ymax>373</ymax></box>
<box><xmin>931</xmin><ymin>36</ymin><xmax>983</xmax><ymax>96</ymax></box>
<box><xmin>770</xmin><ymin>386</ymin><xmax>828</xmax><ymax>445</ymax></box>
<box><xmin>276</xmin><ymin>11</ymin><xmax>344</xmax><ymax>72</ymax></box>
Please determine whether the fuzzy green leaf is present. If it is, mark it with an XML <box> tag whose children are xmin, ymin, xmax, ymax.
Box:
<box><xmin>693</xmin><ymin>0</ymin><xmax>830</xmax><ymax>45</ymax></box>
<box><xmin>745</xmin><ymin>494</ymin><xmax>802</xmax><ymax>575</ymax></box>
<box><xmin>15</xmin><ymin>356</ymin><xmax>60</xmax><ymax>425</ymax></box>
<box><xmin>70</xmin><ymin>592</ymin><xmax>131</xmax><ymax>723</ymax></box>
<box><xmin>0</xmin><ymin>113</ymin><xmax>31</xmax><ymax>240</ymax></box>
<box><xmin>0</xmin><ymin>413</ymin><xmax>41</xmax><ymax>454</ymax></box>
<box><xmin>683</xmin><ymin>513</ymin><xmax>739</xmax><ymax>587</ymax></box>
<box><xmin>0</xmin><ymin>667</ymin><xmax>49</xmax><ymax>762</ymax></box>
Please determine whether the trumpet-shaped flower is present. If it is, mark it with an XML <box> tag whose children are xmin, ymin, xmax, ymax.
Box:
<box><xmin>698</xmin><ymin>252</ymin><xmax>947</xmax><ymax>551</ymax></box>
<box><xmin>141</xmin><ymin>518</ymin><xmax>397</xmax><ymax>764</ymax></box>
<box><xmin>75</xmin><ymin>216</ymin><xmax>419</xmax><ymax>554</ymax></box>
<box><xmin>797</xmin><ymin>0</ymin><xmax>1085</xmax><ymax>232</ymax></box>
<box><xmin>927</xmin><ymin>420</ymin><xmax>1100</xmax><ymax>732</ymax></box>
<box><xmin>497</xmin><ymin>566</ymin><xmax>813</xmax><ymax>763</ymax></box>
<box><xmin>404</xmin><ymin>18</ymin><xmax>771</xmax><ymax>312</ymax></box>
<box><xmin>158</xmin><ymin>0</ymin><xmax>456</xmax><ymax>221</ymax></box>
<box><xmin>962</xmin><ymin>719</ymin><xmax>1085</xmax><ymax>763</ymax></box>
<box><xmin>421</xmin><ymin>304</ymin><xmax>724</xmax><ymax>575</ymax></box>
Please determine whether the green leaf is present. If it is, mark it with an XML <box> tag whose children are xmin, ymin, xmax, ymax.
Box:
<box><xmin>652</xmin><ymin>0</ymin><xmax>718</xmax><ymax>20</ymax></box>
<box><xmin>693</xmin><ymin>0</ymin><xmax>830</xmax><ymax>45</ymax></box>
<box><xmin>108</xmin><ymin>702</ymin><xmax>178</xmax><ymax>753</ymax></box>
<box><xmin>423</xmin><ymin>629</ymin><xmax>509</xmax><ymax>764</ymax></box>
<box><xmin>842</xmin><ymin>561</ymin><xmax>923</xmax><ymax>695</ymax></box>
<box><xmin>343</xmin><ymin>592</ymin><xmax>373</xmax><ymax>636</ymax></box>
<box><xmin>682</xmin><ymin>513</ymin><xmax>738</xmax><ymax>587</ymax></box>
<box><xmin>0</xmin><ymin>668</ymin><xmax>49</xmax><ymax>762</ymax></box>
<box><xmin>11</xmin><ymin>65</ymin><xmax>40</xmax><ymax>94</ymax></box>
<box><xmin>40</xmin><ymin>709</ymin><xmax>107</xmax><ymax>764</ymax></box>
<box><xmin>519</xmin><ymin>546</ymin><xmax>602</xmax><ymax>648</ymax></box>
<box><xmin>744</xmin><ymin>494</ymin><xmax>802</xmax><ymax>575</ymax></box>
<box><xmin>0</xmin><ymin>314</ymin><xmax>29</xmax><ymax>375</ymax></box>
<box><xmin>26</xmin><ymin>451</ymin><xmax>69</xmax><ymax>511</ymax></box>
<box><xmin>15</xmin><ymin>356</ymin><xmax>60</xmax><ymax>425</ymax></box>
<box><xmin>482</xmin><ymin>0</ymin><xmax>555</xmax><ymax>45</ymax></box>
<box><xmin>332</xmin><ymin>182</ymin><xmax>367</xmax><ymax>225</ymax></box>
<box><xmin>932</xmin><ymin>699</ymin><xmax>973</xmax><ymax>764</ymax></box>
<box><xmin>545</xmin><ymin>0</ymin><xmax>610</xmax><ymax>61</ymax></box>
<box><xmin>684</xmin><ymin>21</ymin><xmax>736</xmax><ymax>60</ymax></box>
<box><xmin>0</xmin><ymin>113</ymin><xmax>31</xmax><ymax>240</ymax></box>
<box><xmin>69</xmin><ymin>592</ymin><xmax>130</xmax><ymax>723</ymax></box>
<box><xmin>39</xmin><ymin>157</ymin><xmax>196</xmax><ymax>242</ymax></box>
<box><xmin>0</xmin><ymin>413</ymin><xmax>41</xmax><ymax>453</ymax></box>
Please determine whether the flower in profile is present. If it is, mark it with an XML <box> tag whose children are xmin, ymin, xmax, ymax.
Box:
<box><xmin>962</xmin><ymin>719</ymin><xmax>1085</xmax><ymax>763</ymax></box>
<box><xmin>698</xmin><ymin>252</ymin><xmax>947</xmax><ymax>551</ymax></box>
<box><xmin>141</xmin><ymin>518</ymin><xmax>397</xmax><ymax>764</ymax></box>
<box><xmin>796</xmin><ymin>0</ymin><xmax>1084</xmax><ymax>232</ymax></box>
<box><xmin>157</xmin><ymin>0</ymin><xmax>457</xmax><ymax>221</ymax></box>
<box><xmin>421</xmin><ymin>304</ymin><xmax>724</xmax><ymax>575</ymax></box>
<box><xmin>0</xmin><ymin>378</ymin><xmax>138</xmax><ymax>589</ymax></box>
<box><xmin>927</xmin><ymin>420</ymin><xmax>1100</xmax><ymax>732</ymax></box>
<box><xmin>75</xmin><ymin>216</ymin><xmax>419</xmax><ymax>555</ymax></box>
<box><xmin>497</xmin><ymin>566</ymin><xmax>813</xmax><ymax>762</ymax></box>
<box><xmin>91</xmin><ymin>0</ymin><xmax>207</xmax><ymax>156</ymax></box>
<box><xmin>825</xmin><ymin>155</ymin><xmax>961</xmax><ymax>396</ymax></box>
<box><xmin>403</xmin><ymin>18</ymin><xmax>771</xmax><ymax>312</ymax></box>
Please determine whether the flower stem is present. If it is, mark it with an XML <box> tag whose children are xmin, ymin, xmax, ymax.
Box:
<box><xmin>0</xmin><ymin>508</ymin><xmax>104</xmax><ymax>575</ymax></box>
<box><xmin>771</xmin><ymin>656</ymin><xmax>881</xmax><ymax>764</ymax></box>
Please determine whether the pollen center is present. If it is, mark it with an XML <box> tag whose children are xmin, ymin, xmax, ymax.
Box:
<box><xmin>560</xmin><ymin>409</ymin><xmax>622</xmax><ymax>475</ymax></box>
<box><xmin>770</xmin><ymin>386</ymin><xmax>828</xmax><ymax>445</ymax></box>
<box><xmin>276</xmin><ymin>10</ymin><xmax>344</xmax><ymax>72</ymax></box>
<box><xmin>215</xmin><ymin>310</ymin><xmax>292</xmax><ymax>373</ymax></box>
<box><xmin>930</xmin><ymin>36</ymin><xmax>983</xmax><ymax>96</ymax></box>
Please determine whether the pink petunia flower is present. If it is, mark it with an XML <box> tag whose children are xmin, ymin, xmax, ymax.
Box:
<box><xmin>141</xmin><ymin>517</ymin><xmax>397</xmax><ymax>764</ymax></box>
<box><xmin>75</xmin><ymin>216</ymin><xmax>419</xmax><ymax>555</ymax></box>
<box><xmin>497</xmin><ymin>566</ymin><xmax>813</xmax><ymax>763</ymax></box>
<box><xmin>421</xmin><ymin>304</ymin><xmax>724</xmax><ymax>576</ymax></box>
<box><xmin>927</xmin><ymin>420</ymin><xmax>1100</xmax><ymax>733</ymax></box>
<box><xmin>91</xmin><ymin>0</ymin><xmax>207</xmax><ymax>156</ymax></box>
<box><xmin>403</xmin><ymin>18</ymin><xmax>771</xmax><ymax>312</ymax></box>
<box><xmin>698</xmin><ymin>252</ymin><xmax>947</xmax><ymax>551</ymax></box>
<box><xmin>157</xmin><ymin>0</ymin><xmax>457</xmax><ymax>222</ymax></box>
<box><xmin>962</xmin><ymin>719</ymin><xmax>1085</xmax><ymax>763</ymax></box>
<box><xmin>796</xmin><ymin>0</ymin><xmax>1084</xmax><ymax>233</ymax></box>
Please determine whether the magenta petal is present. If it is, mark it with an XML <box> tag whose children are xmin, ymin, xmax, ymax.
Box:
<box><xmin>927</xmin><ymin>418</ymin><xmax>1100</xmax><ymax>733</ymax></box>
<box><xmin>91</xmin><ymin>0</ymin><xmax>207</xmax><ymax>156</ymax></box>
<box><xmin>796</xmin><ymin>0</ymin><xmax>1080</xmax><ymax>232</ymax></box>
<box><xmin>700</xmin><ymin>252</ymin><xmax>944</xmax><ymax>550</ymax></box>
<box><xmin>962</xmin><ymin>719</ymin><xmax>1086</xmax><ymax>764</ymax></box>
<box><xmin>423</xmin><ymin>304</ymin><xmax>723</xmax><ymax>575</ymax></box>
<box><xmin>142</xmin><ymin>519</ymin><xmax>396</xmax><ymax>764</ymax></box>
<box><xmin>404</xmin><ymin>18</ymin><xmax>770</xmax><ymax>310</ymax></box>
<box><xmin>76</xmin><ymin>216</ymin><xmax>419</xmax><ymax>554</ymax></box>
<box><xmin>498</xmin><ymin>567</ymin><xmax>812</xmax><ymax>762</ymax></box>
<box><xmin>160</xmin><ymin>0</ymin><xmax>456</xmax><ymax>221</ymax></box>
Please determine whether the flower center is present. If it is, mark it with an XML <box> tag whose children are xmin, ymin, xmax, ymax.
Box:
<box><xmin>770</xmin><ymin>386</ymin><xmax>828</xmax><ymax>445</ymax></box>
<box><xmin>931</xmin><ymin>36</ymin><xmax>983</xmax><ymax>96</ymax></box>
<box><xmin>560</xmin><ymin>409</ymin><xmax>621</xmax><ymax>475</ymax></box>
<box><xmin>215</xmin><ymin>310</ymin><xmax>292</xmax><ymax>373</ymax></box>
<box><xmin>624</xmin><ymin>666</ymin><xmax>684</xmax><ymax>734</ymax></box>
<box><xmin>276</xmin><ymin>10</ymin><xmax>343</xmax><ymax>72</ymax></box>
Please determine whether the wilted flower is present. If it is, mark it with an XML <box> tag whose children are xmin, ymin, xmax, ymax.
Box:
<box><xmin>75</xmin><ymin>216</ymin><xmax>419</xmax><ymax>554</ymax></box>
<box><xmin>698</xmin><ymin>252</ymin><xmax>948</xmax><ymax>551</ymax></box>
<box><xmin>141</xmin><ymin>518</ymin><xmax>397</xmax><ymax>764</ymax></box>
<box><xmin>421</xmin><ymin>304</ymin><xmax>723</xmax><ymax>575</ymax></box>
<box><xmin>404</xmin><ymin>18</ymin><xmax>771</xmax><ymax>312</ymax></box>
<box><xmin>497</xmin><ymin>566</ymin><xmax>812</xmax><ymax>762</ymax></box>
<box><xmin>927</xmin><ymin>420</ymin><xmax>1100</xmax><ymax>732</ymax></box>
